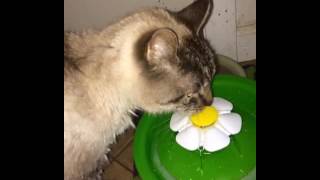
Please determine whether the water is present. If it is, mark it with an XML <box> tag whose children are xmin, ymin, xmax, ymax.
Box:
<box><xmin>198</xmin><ymin>147</ymin><xmax>204</xmax><ymax>176</ymax></box>
<box><xmin>145</xmin><ymin>106</ymin><xmax>256</xmax><ymax>180</ymax></box>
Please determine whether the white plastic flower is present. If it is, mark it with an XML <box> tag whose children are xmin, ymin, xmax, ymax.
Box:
<box><xmin>170</xmin><ymin>97</ymin><xmax>242</xmax><ymax>152</ymax></box>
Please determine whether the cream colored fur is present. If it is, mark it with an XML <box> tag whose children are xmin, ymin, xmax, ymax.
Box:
<box><xmin>64</xmin><ymin>8</ymin><xmax>192</xmax><ymax>180</ymax></box>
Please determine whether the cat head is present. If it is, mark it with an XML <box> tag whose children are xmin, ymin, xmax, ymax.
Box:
<box><xmin>134</xmin><ymin>0</ymin><xmax>216</xmax><ymax>113</ymax></box>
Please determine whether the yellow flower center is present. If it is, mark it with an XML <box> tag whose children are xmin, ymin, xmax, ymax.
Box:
<box><xmin>191</xmin><ymin>106</ymin><xmax>218</xmax><ymax>128</ymax></box>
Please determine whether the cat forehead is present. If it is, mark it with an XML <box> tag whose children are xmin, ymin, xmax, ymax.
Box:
<box><xmin>177</xmin><ymin>37</ymin><xmax>215</xmax><ymax>81</ymax></box>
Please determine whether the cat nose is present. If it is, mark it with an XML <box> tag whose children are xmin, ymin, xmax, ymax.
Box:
<box><xmin>203</xmin><ymin>96</ymin><xmax>213</xmax><ymax>106</ymax></box>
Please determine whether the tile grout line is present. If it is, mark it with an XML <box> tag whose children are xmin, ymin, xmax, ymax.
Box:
<box><xmin>113</xmin><ymin>159</ymin><xmax>135</xmax><ymax>174</ymax></box>
<box><xmin>110</xmin><ymin>135</ymin><xmax>134</xmax><ymax>159</ymax></box>
<box><xmin>114</xmin><ymin>140</ymin><xmax>134</xmax><ymax>172</ymax></box>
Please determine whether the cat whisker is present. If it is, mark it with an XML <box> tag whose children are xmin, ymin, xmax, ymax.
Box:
<box><xmin>128</xmin><ymin>109</ymin><xmax>138</xmax><ymax>117</ymax></box>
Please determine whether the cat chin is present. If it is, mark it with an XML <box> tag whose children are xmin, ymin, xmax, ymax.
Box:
<box><xmin>144</xmin><ymin>106</ymin><xmax>203</xmax><ymax>114</ymax></box>
<box><xmin>174</xmin><ymin>107</ymin><xmax>204</xmax><ymax>114</ymax></box>
<box><xmin>140</xmin><ymin>105</ymin><xmax>177</xmax><ymax>114</ymax></box>
<box><xmin>143</xmin><ymin>109</ymin><xmax>172</xmax><ymax>114</ymax></box>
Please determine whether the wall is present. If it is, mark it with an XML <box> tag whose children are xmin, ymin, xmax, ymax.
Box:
<box><xmin>64</xmin><ymin>0</ymin><xmax>256</xmax><ymax>62</ymax></box>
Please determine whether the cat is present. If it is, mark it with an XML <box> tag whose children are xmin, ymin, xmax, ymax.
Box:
<box><xmin>64</xmin><ymin>0</ymin><xmax>215</xmax><ymax>179</ymax></box>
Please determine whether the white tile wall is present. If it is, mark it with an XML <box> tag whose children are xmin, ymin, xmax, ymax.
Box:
<box><xmin>64</xmin><ymin>0</ymin><xmax>256</xmax><ymax>62</ymax></box>
<box><xmin>235</xmin><ymin>0</ymin><xmax>256</xmax><ymax>62</ymax></box>
<box><xmin>204</xmin><ymin>0</ymin><xmax>237</xmax><ymax>62</ymax></box>
<box><xmin>237</xmin><ymin>24</ymin><xmax>256</xmax><ymax>62</ymax></box>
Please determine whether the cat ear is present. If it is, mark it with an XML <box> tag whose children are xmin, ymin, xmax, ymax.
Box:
<box><xmin>146</xmin><ymin>28</ymin><xmax>178</xmax><ymax>66</ymax></box>
<box><xmin>177</xmin><ymin>0</ymin><xmax>213</xmax><ymax>36</ymax></box>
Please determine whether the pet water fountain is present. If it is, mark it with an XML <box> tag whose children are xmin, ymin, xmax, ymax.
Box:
<box><xmin>134</xmin><ymin>75</ymin><xmax>256</xmax><ymax>179</ymax></box>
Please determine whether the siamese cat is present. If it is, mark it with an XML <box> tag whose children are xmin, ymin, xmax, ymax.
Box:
<box><xmin>64</xmin><ymin>0</ymin><xmax>215</xmax><ymax>179</ymax></box>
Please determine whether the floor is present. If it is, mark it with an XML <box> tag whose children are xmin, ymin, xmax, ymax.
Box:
<box><xmin>102</xmin><ymin>61</ymin><xmax>256</xmax><ymax>179</ymax></box>
<box><xmin>102</xmin><ymin>127</ymin><xmax>139</xmax><ymax>180</ymax></box>
<box><xmin>102</xmin><ymin>110</ymin><xmax>143</xmax><ymax>180</ymax></box>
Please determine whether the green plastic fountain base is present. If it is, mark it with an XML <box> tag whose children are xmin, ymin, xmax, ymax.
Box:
<box><xmin>134</xmin><ymin>75</ymin><xmax>256</xmax><ymax>180</ymax></box>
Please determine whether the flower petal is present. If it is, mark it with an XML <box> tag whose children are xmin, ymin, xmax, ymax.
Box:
<box><xmin>170</xmin><ymin>112</ymin><xmax>190</xmax><ymax>132</ymax></box>
<box><xmin>203</xmin><ymin>127</ymin><xmax>230</xmax><ymax>152</ymax></box>
<box><xmin>212</xmin><ymin>97</ymin><xmax>233</xmax><ymax>114</ymax></box>
<box><xmin>216</xmin><ymin>113</ymin><xmax>242</xmax><ymax>135</ymax></box>
<box><xmin>176</xmin><ymin>126</ymin><xmax>201</xmax><ymax>151</ymax></box>
<box><xmin>214</xmin><ymin>123</ymin><xmax>231</xmax><ymax>136</ymax></box>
